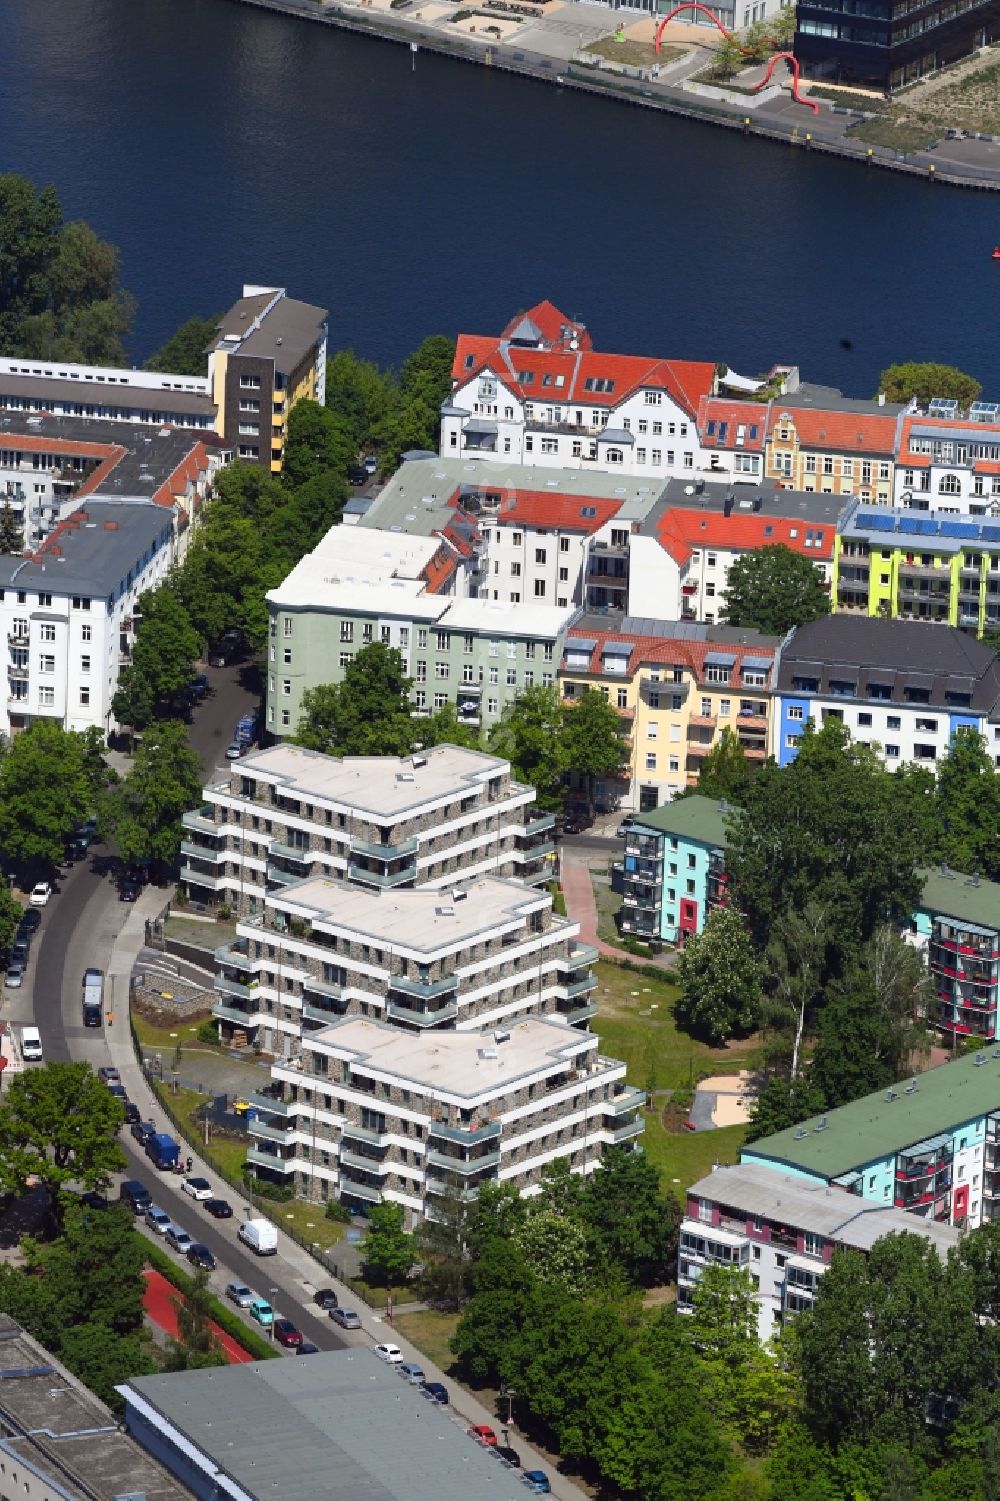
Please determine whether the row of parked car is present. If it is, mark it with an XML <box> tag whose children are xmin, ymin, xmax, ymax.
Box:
<box><xmin>4</xmin><ymin>904</ymin><xmax>40</xmax><ymax>991</ymax></box>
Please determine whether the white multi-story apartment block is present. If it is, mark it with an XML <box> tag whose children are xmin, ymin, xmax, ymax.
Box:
<box><xmin>247</xmin><ymin>1013</ymin><xmax>643</xmax><ymax>1223</ymax></box>
<box><xmin>894</xmin><ymin>410</ymin><xmax>1000</xmax><ymax>515</ymax></box>
<box><xmin>182</xmin><ymin>742</ymin><xmax>556</xmax><ymax>915</ymax></box>
<box><xmin>212</xmin><ymin>873</ymin><xmax>598</xmax><ymax>1055</ymax></box>
<box><xmin>679</xmin><ymin>1164</ymin><xmax>959</xmax><ymax>1341</ymax></box>
<box><xmin>440</xmin><ymin>301</ymin><xmax>717</xmax><ymax>481</ymax></box>
<box><xmin>0</xmin><ymin>499</ymin><xmax>175</xmax><ymax>739</ymax></box>
<box><xmin>774</xmin><ymin>615</ymin><xmax>1000</xmax><ymax>771</ymax></box>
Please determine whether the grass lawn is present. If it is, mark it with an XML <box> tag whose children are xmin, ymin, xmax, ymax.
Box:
<box><xmin>392</xmin><ymin>1309</ymin><xmax>461</xmax><ymax>1374</ymax></box>
<box><xmin>151</xmin><ymin>1083</ymin><xmax>248</xmax><ymax>1181</ymax></box>
<box><xmin>590</xmin><ymin>960</ymin><xmax>761</xmax><ymax>1093</ymax></box>
<box><xmin>642</xmin><ymin>1113</ymin><xmax>746</xmax><ymax>1195</ymax></box>
<box><xmin>585</xmin><ymin>34</ymin><xmax>683</xmax><ymax>68</ymax></box>
<box><xmin>266</xmin><ymin>1199</ymin><xmax>347</xmax><ymax>1254</ymax></box>
<box><xmin>846</xmin><ymin>117</ymin><xmax>939</xmax><ymax>151</ymax></box>
<box><xmin>133</xmin><ymin>1012</ymin><xmax>216</xmax><ymax>1054</ymax></box>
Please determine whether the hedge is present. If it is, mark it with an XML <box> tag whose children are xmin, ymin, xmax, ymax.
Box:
<box><xmin>141</xmin><ymin>1237</ymin><xmax>279</xmax><ymax>1361</ymax></box>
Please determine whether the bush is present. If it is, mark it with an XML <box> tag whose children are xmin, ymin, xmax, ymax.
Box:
<box><xmin>325</xmin><ymin>1198</ymin><xmax>353</xmax><ymax>1223</ymax></box>
<box><xmin>243</xmin><ymin>1168</ymin><xmax>294</xmax><ymax>1203</ymax></box>
<box><xmin>142</xmin><ymin>1238</ymin><xmax>278</xmax><ymax>1360</ymax></box>
<box><xmin>196</xmin><ymin>1019</ymin><xmax>218</xmax><ymax>1045</ymax></box>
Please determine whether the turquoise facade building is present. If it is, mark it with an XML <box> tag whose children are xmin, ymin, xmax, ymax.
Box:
<box><xmin>617</xmin><ymin>795</ymin><xmax>732</xmax><ymax>946</ymax></box>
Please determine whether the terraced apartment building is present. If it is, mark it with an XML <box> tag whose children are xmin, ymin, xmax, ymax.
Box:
<box><xmin>246</xmin><ymin>1013</ymin><xmax>642</xmax><ymax>1222</ymax></box>
<box><xmin>182</xmin><ymin>743</ymin><xmax>555</xmax><ymax>916</ymax></box>
<box><xmin>214</xmin><ymin>873</ymin><xmax>598</xmax><ymax>1057</ymax></box>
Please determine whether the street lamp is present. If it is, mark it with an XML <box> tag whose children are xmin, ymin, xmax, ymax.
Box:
<box><xmin>269</xmin><ymin>1286</ymin><xmax>280</xmax><ymax>1342</ymax></box>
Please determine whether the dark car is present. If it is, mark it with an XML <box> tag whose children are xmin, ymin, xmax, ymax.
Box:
<box><xmin>119</xmin><ymin>879</ymin><xmax>139</xmax><ymax>903</ymax></box>
<box><xmin>495</xmin><ymin>1446</ymin><xmax>522</xmax><ymax>1469</ymax></box>
<box><xmin>420</xmin><ymin>1380</ymin><xmax>449</xmax><ymax>1404</ymax></box>
<box><xmin>64</xmin><ymin>838</ymin><xmax>89</xmax><ymax>863</ymax></box>
<box><xmin>81</xmin><ymin>1190</ymin><xmax>108</xmax><ymax>1211</ymax></box>
<box><xmin>186</xmin><ymin>1243</ymin><xmax>216</xmax><ymax>1271</ymax></box>
<box><xmin>122</xmin><ymin>1101</ymin><xmax>141</xmax><ymax>1125</ymax></box>
<box><xmin>10</xmin><ymin>939</ymin><xmax>29</xmax><ymax>965</ymax></box>
<box><xmin>119</xmin><ymin>1180</ymin><xmax>152</xmax><ymax>1214</ymax></box>
<box><xmin>347</xmin><ymin>465</ymin><xmax>368</xmax><ymax>486</ymax></box>
<box><xmin>273</xmin><ymin>1319</ymin><xmax>303</xmax><ymax>1348</ymax></box>
<box><xmin>18</xmin><ymin>908</ymin><xmax>40</xmax><ymax>933</ymax></box>
<box><xmin>191</xmin><ymin>673</ymin><xmax>209</xmax><ymax>700</ymax></box>
<box><xmin>107</xmin><ymin>1084</ymin><xmax>128</xmax><ymax>1102</ymax></box>
<box><xmin>131</xmin><ymin>1119</ymin><xmax>156</xmax><ymax>1145</ymax></box>
<box><xmin>205</xmin><ymin>1198</ymin><xmax>233</xmax><ymax>1219</ymax></box>
<box><xmin>313</xmin><ymin>1288</ymin><xmax>339</xmax><ymax>1311</ymax></box>
<box><xmin>296</xmin><ymin>1342</ymin><xmax>321</xmax><ymax>1356</ymax></box>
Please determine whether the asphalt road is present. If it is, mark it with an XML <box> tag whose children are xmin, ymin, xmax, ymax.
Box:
<box><xmin>17</xmin><ymin>662</ymin><xmax>361</xmax><ymax>1353</ymax></box>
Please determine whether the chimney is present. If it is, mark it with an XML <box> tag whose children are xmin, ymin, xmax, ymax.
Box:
<box><xmin>878</xmin><ymin>391</ymin><xmax>886</xmax><ymax>406</ymax></box>
<box><xmin>752</xmin><ymin>496</ymin><xmax>762</xmax><ymax>512</ymax></box>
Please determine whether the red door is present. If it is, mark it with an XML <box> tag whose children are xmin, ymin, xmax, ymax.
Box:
<box><xmin>953</xmin><ymin>1184</ymin><xmax>969</xmax><ymax>1223</ymax></box>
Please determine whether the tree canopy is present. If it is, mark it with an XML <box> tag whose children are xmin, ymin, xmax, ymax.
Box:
<box><xmin>0</xmin><ymin>175</ymin><xmax>134</xmax><ymax>363</ymax></box>
<box><xmin>296</xmin><ymin>643</ymin><xmax>418</xmax><ymax>757</ymax></box>
<box><xmin>676</xmin><ymin>904</ymin><xmax>763</xmax><ymax>1044</ymax></box>
<box><xmin>877</xmin><ymin>361</ymin><xmax>982</xmax><ymax>407</ymax></box>
<box><xmin>0</xmin><ymin>720</ymin><xmax>91</xmax><ymax>867</ymax></box>
<box><xmin>0</xmin><ymin>1062</ymin><xmax>125</xmax><ymax>1207</ymax></box>
<box><xmin>488</xmin><ymin>684</ymin><xmax>567</xmax><ymax>811</ymax></box>
<box><xmin>103</xmin><ymin>719</ymin><xmax>203</xmax><ymax>869</ymax></box>
<box><xmin>144</xmin><ymin>312</ymin><xmax>219</xmax><ymax>377</ymax></box>
<box><xmin>721</xmin><ymin>544</ymin><xmax>831</xmax><ymax>635</ymax></box>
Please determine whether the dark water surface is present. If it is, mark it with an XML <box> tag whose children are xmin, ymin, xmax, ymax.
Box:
<box><xmin>2</xmin><ymin>0</ymin><xmax>998</xmax><ymax>391</ymax></box>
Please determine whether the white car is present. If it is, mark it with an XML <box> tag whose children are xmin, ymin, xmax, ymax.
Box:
<box><xmin>182</xmin><ymin>1176</ymin><xmax>213</xmax><ymax>1201</ymax></box>
<box><xmin>29</xmin><ymin>883</ymin><xmax>52</xmax><ymax>907</ymax></box>
<box><xmin>374</xmin><ymin>1342</ymin><xmax>403</xmax><ymax>1364</ymax></box>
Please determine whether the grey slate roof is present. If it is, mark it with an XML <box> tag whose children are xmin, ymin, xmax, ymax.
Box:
<box><xmin>214</xmin><ymin>292</ymin><xmax>327</xmax><ymax>373</ymax></box>
<box><xmin>0</xmin><ymin>370</ymin><xmax>215</xmax><ymax>422</ymax></box>
<box><xmin>0</xmin><ymin>500</ymin><xmax>173</xmax><ymax>598</ymax></box>
<box><xmin>124</xmin><ymin>1352</ymin><xmax>529</xmax><ymax>1501</ymax></box>
<box><xmin>777</xmin><ymin>616</ymin><xmax>1000</xmax><ymax>714</ymax></box>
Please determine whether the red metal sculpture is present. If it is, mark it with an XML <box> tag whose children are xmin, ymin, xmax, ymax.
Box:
<box><xmin>653</xmin><ymin>2</ymin><xmax>820</xmax><ymax>114</ymax></box>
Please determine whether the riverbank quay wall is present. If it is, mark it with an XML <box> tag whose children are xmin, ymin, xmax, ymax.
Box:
<box><xmin>223</xmin><ymin>0</ymin><xmax>1000</xmax><ymax>192</ymax></box>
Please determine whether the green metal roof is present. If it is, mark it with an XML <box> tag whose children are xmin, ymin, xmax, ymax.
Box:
<box><xmin>628</xmin><ymin>794</ymin><xmax>732</xmax><ymax>849</ymax></box>
<box><xmin>918</xmin><ymin>867</ymin><xmax>1000</xmax><ymax>934</ymax></box>
<box><xmin>745</xmin><ymin>1048</ymin><xmax>1000</xmax><ymax>1178</ymax></box>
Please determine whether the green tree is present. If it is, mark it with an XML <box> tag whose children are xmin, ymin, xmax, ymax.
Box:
<box><xmin>178</xmin><ymin>504</ymin><xmax>282</xmax><ymax>650</ymax></box>
<box><xmin>0</xmin><ymin>884</ymin><xmax>20</xmax><ymax>960</ymax></box>
<box><xmin>0</xmin><ymin>1063</ymin><xmax>125</xmax><ymax>1209</ymax></box>
<box><xmin>721</xmin><ymin>544</ymin><xmax>830</xmax><ymax>635</ymax></box>
<box><xmin>422</xmin><ymin>700</ymin><xmax>482</xmax><ymax>751</ymax></box>
<box><xmin>416</xmin><ymin>1183</ymin><xmax>476</xmax><ymax>1310</ymax></box>
<box><xmin>363</xmin><ymin>1202</ymin><xmax>415</xmax><ymax>1286</ymax></box>
<box><xmin>744</xmin><ymin>1073</ymin><xmax>826</xmax><ymax>1143</ymax></box>
<box><xmin>488</xmin><ymin>684</ymin><xmax>567</xmax><ymax>810</ymax></box>
<box><xmin>761</xmin><ymin>903</ymin><xmax>832</xmax><ymax>1078</ymax></box>
<box><xmin>709</xmin><ymin>31</ymin><xmax>747</xmax><ymax>76</ymax></box>
<box><xmin>877</xmin><ymin>362</ymin><xmax>981</xmax><ymax>407</ymax></box>
<box><xmin>689</xmin><ymin>1265</ymin><xmax>797</xmax><ymax>1451</ymax></box>
<box><xmin>0</xmin><ymin>498</ymin><xmax>23</xmax><ymax>553</ymax></box>
<box><xmin>561</xmin><ymin>688</ymin><xmax>630</xmax><ymax>815</ymax></box>
<box><xmin>515</xmin><ymin>1208</ymin><xmax>591</xmax><ymax>1295</ymax></box>
<box><xmin>58</xmin><ymin>1323</ymin><xmax>151</xmax><ymax>1411</ymax></box>
<box><xmin>145</xmin><ymin>312</ymin><xmax>219</xmax><ymax>377</ymax></box>
<box><xmin>693</xmin><ymin>727</ymin><xmax>754</xmax><ymax>802</ymax></box>
<box><xmin>0</xmin><ymin>719</ymin><xmax>90</xmax><ymax>866</ymax></box>
<box><xmin>325</xmin><ymin>348</ymin><xmax>394</xmax><ymax>453</ymax></box>
<box><xmin>676</xmin><ymin>904</ymin><xmax>762</xmax><ymax>1045</ymax></box>
<box><xmin>726</xmin><ymin>718</ymin><xmax>922</xmax><ymax>965</ymax></box>
<box><xmin>105</xmin><ymin>720</ymin><xmax>203</xmax><ymax>869</ymax></box>
<box><xmin>582</xmin><ymin>1146</ymin><xmax>680</xmax><ymax>1286</ymax></box>
<box><xmin>376</xmin><ymin>334</ymin><xmax>456</xmax><ymax>469</ymax></box>
<box><xmin>166</xmin><ymin>1266</ymin><xmax>226</xmax><ymax>1369</ymax></box>
<box><xmin>295</xmin><ymin>644</ymin><xmax>417</xmax><ymax>756</ymax></box>
<box><xmin>112</xmin><ymin>581</ymin><xmax>202</xmax><ymax>731</ymax></box>
<box><xmin>282</xmin><ymin>398</ymin><xmax>354</xmax><ymax>490</ymax></box>
<box><xmin>934</xmin><ymin>728</ymin><xmax>1000</xmax><ymax>879</ymax></box>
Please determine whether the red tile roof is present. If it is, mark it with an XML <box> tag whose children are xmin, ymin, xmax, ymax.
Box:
<box><xmin>452</xmin><ymin>317</ymin><xmax>716</xmax><ymax>417</ymax></box>
<box><xmin>564</xmin><ymin>624</ymin><xmax>776</xmax><ymax>686</ymax></box>
<box><xmin>477</xmin><ymin>488</ymin><xmax>624</xmax><ymax>534</ymax></box>
<box><xmin>655</xmin><ymin>508</ymin><xmax>834</xmax><ymax>567</ymax></box>
<box><xmin>769</xmin><ymin>406</ymin><xmax>897</xmax><ymax>455</ymax></box>
<box><xmin>697</xmin><ymin>397</ymin><xmax>767</xmax><ymax>451</ymax></box>
<box><xmin>500</xmin><ymin>301</ymin><xmax>591</xmax><ymax>350</ymax></box>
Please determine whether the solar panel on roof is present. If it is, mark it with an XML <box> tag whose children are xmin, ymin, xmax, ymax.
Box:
<box><xmin>915</xmin><ymin>518</ymin><xmax>939</xmax><ymax>535</ymax></box>
<box><xmin>982</xmin><ymin>526</ymin><xmax>1000</xmax><ymax>543</ymax></box>
<box><xmin>929</xmin><ymin>398</ymin><xmax>959</xmax><ymax>416</ymax></box>
<box><xmin>970</xmin><ymin>402</ymin><xmax>1000</xmax><ymax>422</ymax></box>
<box><xmin>897</xmin><ymin>516</ymin><xmax>922</xmax><ymax>534</ymax></box>
<box><xmin>940</xmin><ymin>521</ymin><xmax>978</xmax><ymax>539</ymax></box>
<box><xmin>857</xmin><ymin>513</ymin><xmax>894</xmax><ymax>531</ymax></box>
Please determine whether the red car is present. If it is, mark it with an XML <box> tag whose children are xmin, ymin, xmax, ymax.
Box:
<box><xmin>273</xmin><ymin>1319</ymin><xmax>303</xmax><ymax>1348</ymax></box>
<box><xmin>468</xmin><ymin>1424</ymin><xmax>498</xmax><ymax>1447</ymax></box>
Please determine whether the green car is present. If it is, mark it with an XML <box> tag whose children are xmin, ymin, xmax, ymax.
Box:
<box><xmin>248</xmin><ymin>1299</ymin><xmax>273</xmax><ymax>1327</ymax></box>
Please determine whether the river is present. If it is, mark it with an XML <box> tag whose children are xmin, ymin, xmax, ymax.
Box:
<box><xmin>2</xmin><ymin>0</ymin><xmax>998</xmax><ymax>392</ymax></box>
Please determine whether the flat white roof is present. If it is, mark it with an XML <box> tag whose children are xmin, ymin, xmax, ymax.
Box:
<box><xmin>267</xmin><ymin>524</ymin><xmax>444</xmax><ymax>613</ymax></box>
<box><xmin>440</xmin><ymin>597</ymin><xmax>578</xmax><ymax>638</ymax></box>
<box><xmin>306</xmin><ymin>1014</ymin><xmax>598</xmax><ymax>1096</ymax></box>
<box><xmin>272</xmin><ymin>874</ymin><xmax>557</xmax><ymax>952</ymax></box>
<box><xmin>220</xmin><ymin>742</ymin><xmax>519</xmax><ymax>817</ymax></box>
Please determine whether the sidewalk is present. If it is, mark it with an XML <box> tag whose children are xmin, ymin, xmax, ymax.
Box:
<box><xmin>561</xmin><ymin>847</ymin><xmax>677</xmax><ymax>971</ymax></box>
<box><xmin>105</xmin><ymin>889</ymin><xmax>591</xmax><ymax>1501</ymax></box>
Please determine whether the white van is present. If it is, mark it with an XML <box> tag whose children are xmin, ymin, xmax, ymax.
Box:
<box><xmin>21</xmin><ymin>1026</ymin><xmax>43</xmax><ymax>1062</ymax></box>
<box><xmin>238</xmin><ymin>1218</ymin><xmax>278</xmax><ymax>1256</ymax></box>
